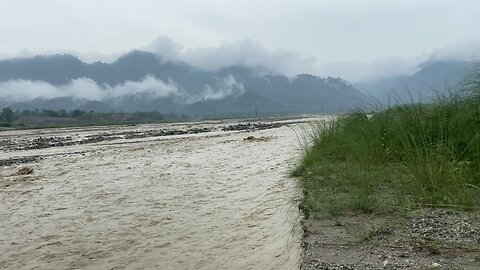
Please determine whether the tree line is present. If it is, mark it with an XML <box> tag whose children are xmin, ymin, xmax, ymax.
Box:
<box><xmin>0</xmin><ymin>107</ymin><xmax>183</xmax><ymax>128</ymax></box>
<box><xmin>1</xmin><ymin>107</ymin><xmax>88</xmax><ymax>123</ymax></box>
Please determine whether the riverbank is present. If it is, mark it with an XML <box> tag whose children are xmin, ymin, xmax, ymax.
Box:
<box><xmin>295</xmin><ymin>79</ymin><xmax>480</xmax><ymax>269</ymax></box>
<box><xmin>301</xmin><ymin>209</ymin><xmax>479</xmax><ymax>269</ymax></box>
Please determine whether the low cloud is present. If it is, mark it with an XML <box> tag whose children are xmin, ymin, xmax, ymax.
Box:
<box><xmin>0</xmin><ymin>76</ymin><xmax>178</xmax><ymax>102</ymax></box>
<box><xmin>142</xmin><ymin>36</ymin><xmax>436</xmax><ymax>83</ymax></box>
<box><xmin>3</xmin><ymin>36</ymin><xmax>480</xmax><ymax>84</ymax></box>
<box><xmin>316</xmin><ymin>55</ymin><xmax>430</xmax><ymax>83</ymax></box>
<box><xmin>145</xmin><ymin>36</ymin><xmax>317</xmax><ymax>76</ymax></box>
<box><xmin>186</xmin><ymin>75</ymin><xmax>245</xmax><ymax>103</ymax></box>
<box><xmin>0</xmin><ymin>75</ymin><xmax>245</xmax><ymax>104</ymax></box>
<box><xmin>144</xmin><ymin>36</ymin><xmax>480</xmax><ymax>83</ymax></box>
<box><xmin>430</xmin><ymin>38</ymin><xmax>480</xmax><ymax>62</ymax></box>
<box><xmin>146</xmin><ymin>36</ymin><xmax>183</xmax><ymax>62</ymax></box>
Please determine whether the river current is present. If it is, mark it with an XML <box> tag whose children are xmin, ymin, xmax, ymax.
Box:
<box><xmin>0</xmin><ymin>118</ymin><xmax>312</xmax><ymax>269</ymax></box>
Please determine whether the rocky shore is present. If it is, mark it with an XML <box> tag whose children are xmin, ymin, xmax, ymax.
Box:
<box><xmin>301</xmin><ymin>209</ymin><xmax>480</xmax><ymax>269</ymax></box>
<box><xmin>0</xmin><ymin>127</ymin><xmax>214</xmax><ymax>152</ymax></box>
<box><xmin>0</xmin><ymin>120</ymin><xmax>298</xmax><ymax>167</ymax></box>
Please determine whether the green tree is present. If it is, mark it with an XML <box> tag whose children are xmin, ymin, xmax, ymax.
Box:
<box><xmin>2</xmin><ymin>107</ymin><xmax>14</xmax><ymax>122</ymax></box>
<box><xmin>70</xmin><ymin>109</ymin><xmax>84</xmax><ymax>117</ymax></box>
<box><xmin>42</xmin><ymin>109</ymin><xmax>59</xmax><ymax>117</ymax></box>
<box><xmin>58</xmin><ymin>109</ymin><xmax>68</xmax><ymax>118</ymax></box>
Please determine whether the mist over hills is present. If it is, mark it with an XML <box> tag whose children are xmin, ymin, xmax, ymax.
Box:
<box><xmin>0</xmin><ymin>51</ymin><xmax>366</xmax><ymax>116</ymax></box>
<box><xmin>357</xmin><ymin>60</ymin><xmax>479</xmax><ymax>104</ymax></box>
<box><xmin>1</xmin><ymin>50</ymin><xmax>477</xmax><ymax>117</ymax></box>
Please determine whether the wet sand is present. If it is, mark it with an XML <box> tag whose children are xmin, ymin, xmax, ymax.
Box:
<box><xmin>0</xmin><ymin>119</ymin><xmax>311</xmax><ymax>269</ymax></box>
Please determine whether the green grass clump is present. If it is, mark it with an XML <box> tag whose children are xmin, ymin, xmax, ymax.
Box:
<box><xmin>294</xmin><ymin>76</ymin><xmax>480</xmax><ymax>218</ymax></box>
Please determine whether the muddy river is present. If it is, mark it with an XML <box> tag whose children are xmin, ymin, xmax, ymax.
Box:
<box><xmin>0</xmin><ymin>118</ymin><xmax>317</xmax><ymax>269</ymax></box>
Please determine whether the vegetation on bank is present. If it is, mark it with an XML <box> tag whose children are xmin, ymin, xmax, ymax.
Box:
<box><xmin>293</xmin><ymin>73</ymin><xmax>480</xmax><ymax>218</ymax></box>
<box><xmin>0</xmin><ymin>108</ymin><xmax>187</xmax><ymax>129</ymax></box>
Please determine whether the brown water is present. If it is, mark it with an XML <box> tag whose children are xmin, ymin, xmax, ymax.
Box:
<box><xmin>0</xmin><ymin>119</ymin><xmax>311</xmax><ymax>269</ymax></box>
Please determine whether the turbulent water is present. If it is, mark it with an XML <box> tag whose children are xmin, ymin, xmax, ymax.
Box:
<box><xmin>0</xmin><ymin>118</ymin><xmax>313</xmax><ymax>269</ymax></box>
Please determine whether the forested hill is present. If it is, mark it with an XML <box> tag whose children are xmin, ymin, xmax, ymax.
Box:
<box><xmin>0</xmin><ymin>51</ymin><xmax>367</xmax><ymax>116</ymax></box>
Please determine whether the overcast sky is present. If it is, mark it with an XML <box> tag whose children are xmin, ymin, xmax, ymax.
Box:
<box><xmin>2</xmin><ymin>0</ymin><xmax>480</xmax><ymax>82</ymax></box>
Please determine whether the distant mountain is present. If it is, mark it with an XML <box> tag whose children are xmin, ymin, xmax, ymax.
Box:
<box><xmin>12</xmin><ymin>97</ymin><xmax>79</xmax><ymax>111</ymax></box>
<box><xmin>76</xmin><ymin>100</ymin><xmax>115</xmax><ymax>113</ymax></box>
<box><xmin>0</xmin><ymin>54</ymin><xmax>86</xmax><ymax>85</ymax></box>
<box><xmin>358</xmin><ymin>60</ymin><xmax>479</xmax><ymax>104</ymax></box>
<box><xmin>0</xmin><ymin>51</ymin><xmax>367</xmax><ymax>116</ymax></box>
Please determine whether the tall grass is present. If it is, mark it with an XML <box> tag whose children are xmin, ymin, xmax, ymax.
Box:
<box><xmin>293</xmin><ymin>75</ymin><xmax>480</xmax><ymax>218</ymax></box>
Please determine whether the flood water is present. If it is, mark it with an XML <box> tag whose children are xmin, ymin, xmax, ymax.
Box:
<box><xmin>0</xmin><ymin>118</ymin><xmax>313</xmax><ymax>269</ymax></box>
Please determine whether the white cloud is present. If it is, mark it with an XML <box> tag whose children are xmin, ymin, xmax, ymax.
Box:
<box><xmin>1</xmin><ymin>0</ymin><xmax>480</xmax><ymax>81</ymax></box>
<box><xmin>144</xmin><ymin>36</ymin><xmax>318</xmax><ymax>76</ymax></box>
<box><xmin>316</xmin><ymin>55</ymin><xmax>431</xmax><ymax>83</ymax></box>
<box><xmin>430</xmin><ymin>38</ymin><xmax>480</xmax><ymax>62</ymax></box>
<box><xmin>143</xmin><ymin>36</ymin><xmax>480</xmax><ymax>82</ymax></box>
<box><xmin>146</xmin><ymin>36</ymin><xmax>183</xmax><ymax>62</ymax></box>
<box><xmin>188</xmin><ymin>75</ymin><xmax>245</xmax><ymax>103</ymax></box>
<box><xmin>0</xmin><ymin>75</ymin><xmax>245</xmax><ymax>104</ymax></box>
<box><xmin>0</xmin><ymin>76</ymin><xmax>177</xmax><ymax>102</ymax></box>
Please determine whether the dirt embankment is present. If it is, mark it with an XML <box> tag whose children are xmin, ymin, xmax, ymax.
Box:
<box><xmin>301</xmin><ymin>209</ymin><xmax>480</xmax><ymax>270</ymax></box>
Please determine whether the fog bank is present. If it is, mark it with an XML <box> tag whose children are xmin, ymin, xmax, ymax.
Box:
<box><xmin>0</xmin><ymin>75</ymin><xmax>244</xmax><ymax>104</ymax></box>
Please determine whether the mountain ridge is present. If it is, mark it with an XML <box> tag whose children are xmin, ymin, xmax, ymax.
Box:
<box><xmin>0</xmin><ymin>51</ymin><xmax>367</xmax><ymax>116</ymax></box>
<box><xmin>357</xmin><ymin>59</ymin><xmax>479</xmax><ymax>104</ymax></box>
